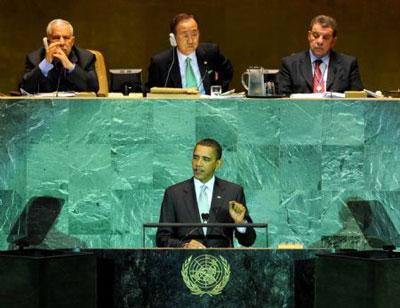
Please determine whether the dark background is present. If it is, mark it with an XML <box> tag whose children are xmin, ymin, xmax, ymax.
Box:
<box><xmin>0</xmin><ymin>0</ymin><xmax>399</xmax><ymax>93</ymax></box>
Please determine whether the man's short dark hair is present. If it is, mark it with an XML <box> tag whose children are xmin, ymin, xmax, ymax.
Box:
<box><xmin>170</xmin><ymin>13</ymin><xmax>199</xmax><ymax>34</ymax></box>
<box><xmin>195</xmin><ymin>138</ymin><xmax>222</xmax><ymax>160</ymax></box>
<box><xmin>309</xmin><ymin>15</ymin><xmax>337</xmax><ymax>37</ymax></box>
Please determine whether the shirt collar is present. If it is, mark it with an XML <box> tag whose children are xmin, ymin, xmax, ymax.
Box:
<box><xmin>177</xmin><ymin>49</ymin><xmax>196</xmax><ymax>63</ymax></box>
<box><xmin>309</xmin><ymin>50</ymin><xmax>330</xmax><ymax>66</ymax></box>
<box><xmin>193</xmin><ymin>176</ymin><xmax>215</xmax><ymax>191</ymax></box>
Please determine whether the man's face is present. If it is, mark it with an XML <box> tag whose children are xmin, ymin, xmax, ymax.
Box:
<box><xmin>192</xmin><ymin>145</ymin><xmax>221</xmax><ymax>183</ymax></box>
<box><xmin>175</xmin><ymin>18</ymin><xmax>199</xmax><ymax>55</ymax></box>
<box><xmin>48</xmin><ymin>24</ymin><xmax>75</xmax><ymax>56</ymax></box>
<box><xmin>308</xmin><ymin>22</ymin><xmax>336</xmax><ymax>58</ymax></box>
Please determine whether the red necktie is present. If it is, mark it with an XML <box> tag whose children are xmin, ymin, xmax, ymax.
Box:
<box><xmin>313</xmin><ymin>60</ymin><xmax>325</xmax><ymax>93</ymax></box>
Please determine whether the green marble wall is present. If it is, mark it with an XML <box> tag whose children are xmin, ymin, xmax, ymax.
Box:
<box><xmin>1</xmin><ymin>98</ymin><xmax>400</xmax><ymax>249</ymax></box>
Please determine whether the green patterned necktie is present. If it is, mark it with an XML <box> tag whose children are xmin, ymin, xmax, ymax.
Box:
<box><xmin>185</xmin><ymin>57</ymin><xmax>197</xmax><ymax>89</ymax></box>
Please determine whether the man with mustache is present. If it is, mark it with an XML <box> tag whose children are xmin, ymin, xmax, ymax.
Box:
<box><xmin>156</xmin><ymin>138</ymin><xmax>256</xmax><ymax>248</ymax></box>
<box><xmin>146</xmin><ymin>13</ymin><xmax>233</xmax><ymax>94</ymax></box>
<box><xmin>20</xmin><ymin>19</ymin><xmax>98</xmax><ymax>93</ymax></box>
<box><xmin>277</xmin><ymin>15</ymin><xmax>363</xmax><ymax>95</ymax></box>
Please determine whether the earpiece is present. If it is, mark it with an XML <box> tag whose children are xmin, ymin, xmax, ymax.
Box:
<box><xmin>42</xmin><ymin>37</ymin><xmax>49</xmax><ymax>50</ymax></box>
<box><xmin>169</xmin><ymin>33</ymin><xmax>177</xmax><ymax>47</ymax></box>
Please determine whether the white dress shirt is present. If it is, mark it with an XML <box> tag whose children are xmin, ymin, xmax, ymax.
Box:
<box><xmin>177</xmin><ymin>49</ymin><xmax>206</xmax><ymax>94</ymax></box>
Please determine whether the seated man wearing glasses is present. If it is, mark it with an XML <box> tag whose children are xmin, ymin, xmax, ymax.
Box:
<box><xmin>146</xmin><ymin>13</ymin><xmax>233</xmax><ymax>94</ymax></box>
<box><xmin>277</xmin><ymin>15</ymin><xmax>363</xmax><ymax>95</ymax></box>
<box><xmin>20</xmin><ymin>19</ymin><xmax>98</xmax><ymax>94</ymax></box>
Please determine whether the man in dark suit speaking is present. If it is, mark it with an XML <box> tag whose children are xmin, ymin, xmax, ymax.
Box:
<box><xmin>156</xmin><ymin>139</ymin><xmax>256</xmax><ymax>248</ymax></box>
<box><xmin>146</xmin><ymin>13</ymin><xmax>233</xmax><ymax>94</ymax></box>
<box><xmin>277</xmin><ymin>15</ymin><xmax>363</xmax><ymax>95</ymax></box>
<box><xmin>20</xmin><ymin>19</ymin><xmax>99</xmax><ymax>94</ymax></box>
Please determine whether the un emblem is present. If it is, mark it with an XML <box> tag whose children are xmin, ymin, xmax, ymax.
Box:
<box><xmin>181</xmin><ymin>254</ymin><xmax>231</xmax><ymax>296</ymax></box>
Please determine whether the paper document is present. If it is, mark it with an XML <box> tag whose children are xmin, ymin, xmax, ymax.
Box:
<box><xmin>290</xmin><ymin>92</ymin><xmax>345</xmax><ymax>99</ymax></box>
<box><xmin>20</xmin><ymin>88</ymin><xmax>78</xmax><ymax>97</ymax></box>
<box><xmin>207</xmin><ymin>92</ymin><xmax>245</xmax><ymax>99</ymax></box>
<box><xmin>150</xmin><ymin>87</ymin><xmax>199</xmax><ymax>94</ymax></box>
<box><xmin>35</xmin><ymin>91</ymin><xmax>76</xmax><ymax>97</ymax></box>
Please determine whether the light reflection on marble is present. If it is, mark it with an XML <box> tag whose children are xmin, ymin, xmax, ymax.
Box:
<box><xmin>1</xmin><ymin>98</ymin><xmax>400</xmax><ymax>250</ymax></box>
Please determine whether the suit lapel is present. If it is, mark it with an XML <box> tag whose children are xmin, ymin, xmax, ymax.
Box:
<box><xmin>300</xmin><ymin>51</ymin><xmax>313</xmax><ymax>90</ymax></box>
<box><xmin>208</xmin><ymin>178</ymin><xmax>225</xmax><ymax>225</ymax></box>
<box><xmin>327</xmin><ymin>51</ymin><xmax>339</xmax><ymax>91</ymax></box>
<box><xmin>183</xmin><ymin>178</ymin><xmax>202</xmax><ymax>223</ymax></box>
<box><xmin>69</xmin><ymin>47</ymin><xmax>78</xmax><ymax>64</ymax></box>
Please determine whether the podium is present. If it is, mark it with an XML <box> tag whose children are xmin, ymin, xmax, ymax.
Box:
<box><xmin>315</xmin><ymin>250</ymin><xmax>400</xmax><ymax>308</ymax></box>
<box><xmin>315</xmin><ymin>199</ymin><xmax>400</xmax><ymax>307</ymax></box>
<box><xmin>0</xmin><ymin>196</ymin><xmax>96</xmax><ymax>308</ymax></box>
<box><xmin>92</xmin><ymin>248</ymin><xmax>319</xmax><ymax>308</ymax></box>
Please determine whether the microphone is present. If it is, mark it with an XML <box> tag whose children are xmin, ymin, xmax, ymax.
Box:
<box><xmin>202</xmin><ymin>212</ymin><xmax>233</xmax><ymax>247</ymax></box>
<box><xmin>177</xmin><ymin>213</ymin><xmax>210</xmax><ymax>247</ymax></box>
<box><xmin>178</xmin><ymin>225</ymin><xmax>206</xmax><ymax>248</ymax></box>
<box><xmin>164</xmin><ymin>47</ymin><xmax>176</xmax><ymax>88</ymax></box>
<box><xmin>198</xmin><ymin>61</ymin><xmax>212</xmax><ymax>94</ymax></box>
<box><xmin>201</xmin><ymin>213</ymin><xmax>209</xmax><ymax>235</ymax></box>
<box><xmin>55</xmin><ymin>65</ymin><xmax>64</xmax><ymax>97</ymax></box>
<box><xmin>201</xmin><ymin>213</ymin><xmax>209</xmax><ymax>223</ymax></box>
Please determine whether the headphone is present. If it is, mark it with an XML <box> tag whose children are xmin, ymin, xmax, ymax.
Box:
<box><xmin>169</xmin><ymin>33</ymin><xmax>177</xmax><ymax>47</ymax></box>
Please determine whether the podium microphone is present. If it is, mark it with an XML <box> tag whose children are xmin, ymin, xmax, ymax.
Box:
<box><xmin>201</xmin><ymin>213</ymin><xmax>209</xmax><ymax>223</ymax></box>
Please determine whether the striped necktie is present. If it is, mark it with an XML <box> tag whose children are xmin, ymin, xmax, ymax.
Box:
<box><xmin>313</xmin><ymin>59</ymin><xmax>325</xmax><ymax>93</ymax></box>
<box><xmin>185</xmin><ymin>57</ymin><xmax>198</xmax><ymax>89</ymax></box>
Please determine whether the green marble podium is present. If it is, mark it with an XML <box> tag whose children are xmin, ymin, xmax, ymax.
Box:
<box><xmin>1</xmin><ymin>98</ymin><xmax>400</xmax><ymax>250</ymax></box>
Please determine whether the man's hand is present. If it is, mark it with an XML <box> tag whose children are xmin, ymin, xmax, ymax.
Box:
<box><xmin>183</xmin><ymin>239</ymin><xmax>206</xmax><ymax>249</ymax></box>
<box><xmin>229</xmin><ymin>201</ymin><xmax>246</xmax><ymax>224</ymax></box>
<box><xmin>53</xmin><ymin>48</ymin><xmax>74</xmax><ymax>70</ymax></box>
<box><xmin>45</xmin><ymin>41</ymin><xmax>74</xmax><ymax>70</ymax></box>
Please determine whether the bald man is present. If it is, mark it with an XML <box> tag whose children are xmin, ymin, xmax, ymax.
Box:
<box><xmin>20</xmin><ymin>19</ymin><xmax>98</xmax><ymax>93</ymax></box>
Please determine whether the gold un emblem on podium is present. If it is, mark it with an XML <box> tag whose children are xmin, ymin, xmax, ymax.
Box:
<box><xmin>181</xmin><ymin>254</ymin><xmax>231</xmax><ymax>296</ymax></box>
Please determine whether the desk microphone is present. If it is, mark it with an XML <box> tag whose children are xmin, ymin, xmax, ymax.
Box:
<box><xmin>164</xmin><ymin>47</ymin><xmax>176</xmax><ymax>87</ymax></box>
<box><xmin>55</xmin><ymin>65</ymin><xmax>64</xmax><ymax>97</ymax></box>
<box><xmin>198</xmin><ymin>61</ymin><xmax>212</xmax><ymax>93</ymax></box>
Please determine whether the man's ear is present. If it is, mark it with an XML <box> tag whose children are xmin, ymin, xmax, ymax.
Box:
<box><xmin>216</xmin><ymin>159</ymin><xmax>223</xmax><ymax>170</ymax></box>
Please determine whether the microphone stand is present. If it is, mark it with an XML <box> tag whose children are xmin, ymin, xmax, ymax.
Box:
<box><xmin>164</xmin><ymin>47</ymin><xmax>176</xmax><ymax>88</ymax></box>
<box><xmin>145</xmin><ymin>222</ymin><xmax>268</xmax><ymax>248</ymax></box>
<box><xmin>55</xmin><ymin>61</ymin><xmax>64</xmax><ymax>97</ymax></box>
<box><xmin>197</xmin><ymin>61</ymin><xmax>210</xmax><ymax>94</ymax></box>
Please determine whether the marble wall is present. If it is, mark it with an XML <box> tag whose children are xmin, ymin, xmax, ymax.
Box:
<box><xmin>1</xmin><ymin>98</ymin><xmax>400</xmax><ymax>249</ymax></box>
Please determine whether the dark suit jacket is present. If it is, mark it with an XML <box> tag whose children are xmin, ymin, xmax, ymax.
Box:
<box><xmin>146</xmin><ymin>43</ymin><xmax>233</xmax><ymax>94</ymax></box>
<box><xmin>20</xmin><ymin>46</ymin><xmax>99</xmax><ymax>93</ymax></box>
<box><xmin>156</xmin><ymin>177</ymin><xmax>256</xmax><ymax>248</ymax></box>
<box><xmin>277</xmin><ymin>50</ymin><xmax>363</xmax><ymax>95</ymax></box>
